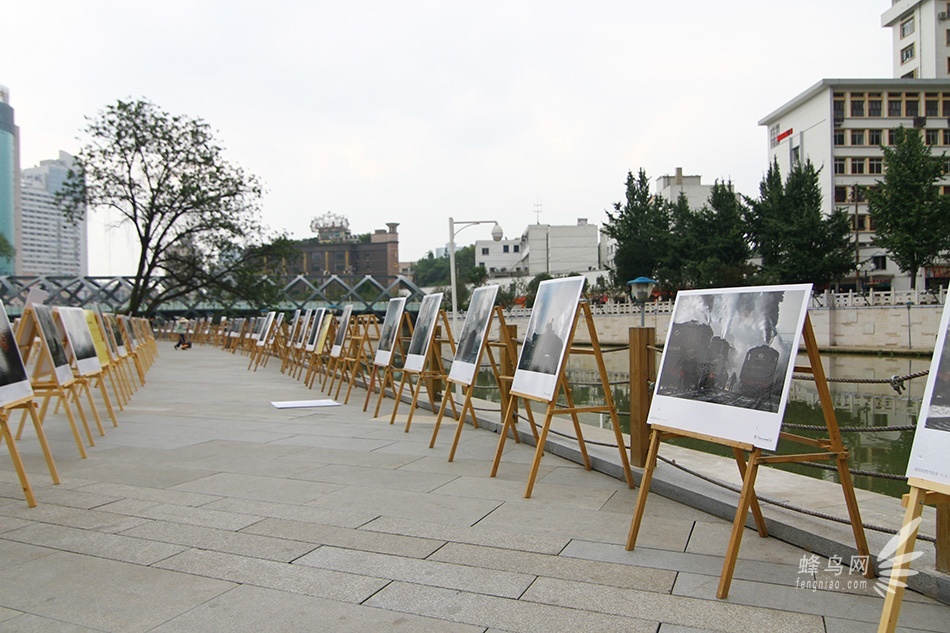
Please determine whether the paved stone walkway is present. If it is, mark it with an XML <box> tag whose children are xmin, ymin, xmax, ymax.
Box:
<box><xmin>0</xmin><ymin>343</ymin><xmax>946</xmax><ymax>632</ymax></box>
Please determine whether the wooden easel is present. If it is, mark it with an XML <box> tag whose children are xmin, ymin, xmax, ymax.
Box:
<box><xmin>389</xmin><ymin>310</ymin><xmax>459</xmax><ymax>432</ymax></box>
<box><xmin>0</xmin><ymin>395</ymin><xmax>60</xmax><ymax>507</ymax></box>
<box><xmin>85</xmin><ymin>309</ymin><xmax>126</xmax><ymax>412</ymax></box>
<box><xmin>59</xmin><ymin>307</ymin><xmax>118</xmax><ymax>429</ymax></box>
<box><xmin>490</xmin><ymin>301</ymin><xmax>634</xmax><ymax>497</ymax></box>
<box><xmin>626</xmin><ymin>314</ymin><xmax>872</xmax><ymax>599</ymax></box>
<box><xmin>305</xmin><ymin>316</ymin><xmax>336</xmax><ymax>390</ymax></box>
<box><xmin>335</xmin><ymin>314</ymin><xmax>378</xmax><ymax>403</ymax></box>
<box><xmin>877</xmin><ymin>478</ymin><xmax>950</xmax><ymax>632</ymax></box>
<box><xmin>118</xmin><ymin>316</ymin><xmax>147</xmax><ymax>385</ymax></box>
<box><xmin>366</xmin><ymin>310</ymin><xmax>414</xmax><ymax>414</ymax></box>
<box><xmin>430</xmin><ymin>306</ymin><xmax>537</xmax><ymax>460</ymax></box>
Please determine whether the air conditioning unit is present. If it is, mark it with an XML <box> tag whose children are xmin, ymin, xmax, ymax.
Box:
<box><xmin>939</xmin><ymin>11</ymin><xmax>948</xmax><ymax>20</ymax></box>
<box><xmin>914</xmin><ymin>116</ymin><xmax>927</xmax><ymax>128</ymax></box>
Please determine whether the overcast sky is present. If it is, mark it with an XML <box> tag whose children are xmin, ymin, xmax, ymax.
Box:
<box><xmin>3</xmin><ymin>1</ymin><xmax>893</xmax><ymax>276</ymax></box>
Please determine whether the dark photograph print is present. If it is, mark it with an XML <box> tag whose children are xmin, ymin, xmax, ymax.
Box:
<box><xmin>517</xmin><ymin>277</ymin><xmax>582</xmax><ymax>376</ymax></box>
<box><xmin>455</xmin><ymin>286</ymin><xmax>497</xmax><ymax>366</ymax></box>
<box><xmin>924</xmin><ymin>323</ymin><xmax>950</xmax><ymax>433</ymax></box>
<box><xmin>60</xmin><ymin>308</ymin><xmax>97</xmax><ymax>361</ymax></box>
<box><xmin>656</xmin><ymin>288</ymin><xmax>806</xmax><ymax>414</ymax></box>
<box><xmin>33</xmin><ymin>305</ymin><xmax>69</xmax><ymax>369</ymax></box>
<box><xmin>331</xmin><ymin>305</ymin><xmax>354</xmax><ymax>357</ymax></box>
<box><xmin>0</xmin><ymin>302</ymin><xmax>30</xmax><ymax>395</ymax></box>
<box><xmin>307</xmin><ymin>309</ymin><xmax>326</xmax><ymax>351</ymax></box>
<box><xmin>405</xmin><ymin>293</ymin><xmax>443</xmax><ymax>372</ymax></box>
<box><xmin>378</xmin><ymin>298</ymin><xmax>406</xmax><ymax>353</ymax></box>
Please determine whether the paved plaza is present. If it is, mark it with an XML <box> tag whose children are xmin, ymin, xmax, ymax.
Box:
<box><xmin>0</xmin><ymin>342</ymin><xmax>947</xmax><ymax>632</ymax></box>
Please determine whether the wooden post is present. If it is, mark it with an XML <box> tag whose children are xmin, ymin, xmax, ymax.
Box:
<box><xmin>500</xmin><ymin>324</ymin><xmax>516</xmax><ymax>421</ymax></box>
<box><xmin>938</xmin><ymin>502</ymin><xmax>949</xmax><ymax>573</ymax></box>
<box><xmin>628</xmin><ymin>326</ymin><xmax>655</xmax><ymax>468</ymax></box>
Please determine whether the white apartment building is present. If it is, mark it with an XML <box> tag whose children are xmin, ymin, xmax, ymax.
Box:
<box><xmin>19</xmin><ymin>152</ymin><xmax>87</xmax><ymax>276</ymax></box>
<box><xmin>759</xmin><ymin>0</ymin><xmax>950</xmax><ymax>291</ymax></box>
<box><xmin>655</xmin><ymin>167</ymin><xmax>713</xmax><ymax>209</ymax></box>
<box><xmin>473</xmin><ymin>237</ymin><xmax>523</xmax><ymax>275</ymax></box>
<box><xmin>474</xmin><ymin>218</ymin><xmax>604</xmax><ymax>279</ymax></box>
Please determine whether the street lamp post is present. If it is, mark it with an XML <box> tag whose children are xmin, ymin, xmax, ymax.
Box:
<box><xmin>448</xmin><ymin>217</ymin><xmax>503</xmax><ymax>336</ymax></box>
<box><xmin>626</xmin><ymin>277</ymin><xmax>657</xmax><ymax>327</ymax></box>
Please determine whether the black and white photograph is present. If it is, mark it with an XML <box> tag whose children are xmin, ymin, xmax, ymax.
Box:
<box><xmin>648</xmin><ymin>284</ymin><xmax>811</xmax><ymax>451</ymax></box>
<box><xmin>907</xmin><ymin>301</ymin><xmax>950</xmax><ymax>487</ymax></box>
<box><xmin>58</xmin><ymin>307</ymin><xmax>101</xmax><ymax>376</ymax></box>
<box><xmin>374</xmin><ymin>298</ymin><xmax>406</xmax><ymax>367</ymax></box>
<box><xmin>0</xmin><ymin>301</ymin><xmax>32</xmax><ymax>406</ymax></box>
<box><xmin>448</xmin><ymin>285</ymin><xmax>499</xmax><ymax>386</ymax></box>
<box><xmin>33</xmin><ymin>304</ymin><xmax>74</xmax><ymax>386</ymax></box>
<box><xmin>306</xmin><ymin>309</ymin><xmax>327</xmax><ymax>352</ymax></box>
<box><xmin>404</xmin><ymin>293</ymin><xmax>443</xmax><ymax>373</ymax></box>
<box><xmin>256</xmin><ymin>312</ymin><xmax>277</xmax><ymax>348</ymax></box>
<box><xmin>330</xmin><ymin>305</ymin><xmax>354</xmax><ymax>358</ymax></box>
<box><xmin>511</xmin><ymin>276</ymin><xmax>584</xmax><ymax>400</ymax></box>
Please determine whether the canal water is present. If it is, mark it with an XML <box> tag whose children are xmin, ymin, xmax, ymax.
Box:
<box><xmin>472</xmin><ymin>351</ymin><xmax>931</xmax><ymax>499</ymax></box>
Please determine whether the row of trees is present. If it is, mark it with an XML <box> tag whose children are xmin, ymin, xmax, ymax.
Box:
<box><xmin>606</xmin><ymin>127</ymin><xmax>950</xmax><ymax>292</ymax></box>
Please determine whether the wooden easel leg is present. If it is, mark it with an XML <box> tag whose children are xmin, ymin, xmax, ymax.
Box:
<box><xmin>1</xmin><ymin>418</ymin><xmax>36</xmax><ymax>507</ymax></box>
<box><xmin>627</xmin><ymin>429</ymin><xmax>662</xmax><ymax>550</ymax></box>
<box><xmin>26</xmin><ymin>403</ymin><xmax>59</xmax><ymax>484</ymax></box>
<box><xmin>490</xmin><ymin>396</ymin><xmax>519</xmax><ymax>477</ymax></box>
<box><xmin>429</xmin><ymin>388</ymin><xmax>453</xmax><ymax>448</ymax></box>
<box><xmin>389</xmin><ymin>373</ymin><xmax>409</xmax><ymax>425</ymax></box>
<box><xmin>363</xmin><ymin>366</ymin><xmax>379</xmax><ymax>412</ymax></box>
<box><xmin>447</xmin><ymin>397</ymin><xmax>475</xmax><ymax>462</ymax></box>
<box><xmin>404</xmin><ymin>375</ymin><xmax>423</xmax><ymax>433</ymax></box>
<box><xmin>524</xmin><ymin>407</ymin><xmax>555</xmax><ymax>499</ymax></box>
<box><xmin>97</xmin><ymin>375</ymin><xmax>119</xmax><ymax>427</ymax></box>
<box><xmin>70</xmin><ymin>390</ymin><xmax>95</xmax><ymax>446</ymax></box>
<box><xmin>562</xmin><ymin>383</ymin><xmax>591</xmax><ymax>470</ymax></box>
<box><xmin>717</xmin><ymin>448</ymin><xmax>762</xmax><ymax>599</ymax></box>
<box><xmin>83</xmin><ymin>382</ymin><xmax>106</xmax><ymax>437</ymax></box>
<box><xmin>374</xmin><ymin>370</ymin><xmax>391</xmax><ymax>418</ymax></box>
<box><xmin>878</xmin><ymin>486</ymin><xmax>926</xmax><ymax>633</ymax></box>
<box><xmin>836</xmin><ymin>452</ymin><xmax>874</xmax><ymax>578</ymax></box>
<box><xmin>732</xmin><ymin>447</ymin><xmax>768</xmax><ymax>537</ymax></box>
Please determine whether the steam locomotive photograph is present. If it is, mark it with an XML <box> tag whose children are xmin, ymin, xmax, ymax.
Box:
<box><xmin>656</xmin><ymin>288</ymin><xmax>805</xmax><ymax>414</ymax></box>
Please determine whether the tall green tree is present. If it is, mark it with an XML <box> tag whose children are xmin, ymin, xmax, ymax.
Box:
<box><xmin>692</xmin><ymin>180</ymin><xmax>753</xmax><ymax>288</ymax></box>
<box><xmin>745</xmin><ymin>159</ymin><xmax>852</xmax><ymax>286</ymax></box>
<box><xmin>58</xmin><ymin>98</ymin><xmax>284</xmax><ymax>314</ymax></box>
<box><xmin>603</xmin><ymin>169</ymin><xmax>670</xmax><ymax>287</ymax></box>
<box><xmin>866</xmin><ymin>126</ymin><xmax>950</xmax><ymax>289</ymax></box>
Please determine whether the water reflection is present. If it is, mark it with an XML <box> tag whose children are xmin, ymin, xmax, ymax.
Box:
<box><xmin>471</xmin><ymin>351</ymin><xmax>929</xmax><ymax>498</ymax></box>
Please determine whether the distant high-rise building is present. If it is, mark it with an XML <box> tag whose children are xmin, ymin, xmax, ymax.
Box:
<box><xmin>0</xmin><ymin>85</ymin><xmax>18</xmax><ymax>275</ymax></box>
<box><xmin>19</xmin><ymin>152</ymin><xmax>88</xmax><ymax>276</ymax></box>
<box><xmin>655</xmin><ymin>167</ymin><xmax>713</xmax><ymax>210</ymax></box>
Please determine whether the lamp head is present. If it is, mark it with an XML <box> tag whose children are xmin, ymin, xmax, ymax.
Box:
<box><xmin>626</xmin><ymin>277</ymin><xmax>657</xmax><ymax>303</ymax></box>
<box><xmin>491</xmin><ymin>223</ymin><xmax>503</xmax><ymax>242</ymax></box>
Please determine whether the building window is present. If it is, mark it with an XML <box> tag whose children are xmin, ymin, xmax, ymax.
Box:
<box><xmin>901</xmin><ymin>17</ymin><xmax>915</xmax><ymax>38</ymax></box>
<box><xmin>834</xmin><ymin>158</ymin><xmax>846</xmax><ymax>175</ymax></box>
<box><xmin>901</xmin><ymin>44</ymin><xmax>915</xmax><ymax>64</ymax></box>
<box><xmin>834</xmin><ymin>186</ymin><xmax>849</xmax><ymax>203</ymax></box>
<box><xmin>769</xmin><ymin>124</ymin><xmax>780</xmax><ymax>148</ymax></box>
<box><xmin>513</xmin><ymin>244</ymin><xmax>519</xmax><ymax>253</ymax></box>
<box><xmin>888</xmin><ymin>129</ymin><xmax>898</xmax><ymax>145</ymax></box>
<box><xmin>853</xmin><ymin>215</ymin><xmax>867</xmax><ymax>231</ymax></box>
<box><xmin>888</xmin><ymin>98</ymin><xmax>903</xmax><ymax>117</ymax></box>
<box><xmin>481</xmin><ymin>247</ymin><xmax>489</xmax><ymax>255</ymax></box>
<box><xmin>851</xmin><ymin>158</ymin><xmax>865</xmax><ymax>175</ymax></box>
<box><xmin>834</xmin><ymin>130</ymin><xmax>845</xmax><ymax>146</ymax></box>
<box><xmin>869</xmin><ymin>129</ymin><xmax>882</xmax><ymax>146</ymax></box>
<box><xmin>850</xmin><ymin>130</ymin><xmax>865</xmax><ymax>146</ymax></box>
<box><xmin>905</xmin><ymin>98</ymin><xmax>919</xmax><ymax>117</ymax></box>
<box><xmin>872</xmin><ymin>255</ymin><xmax>887</xmax><ymax>271</ymax></box>
<box><xmin>502</xmin><ymin>244</ymin><xmax>509</xmax><ymax>253</ymax></box>
<box><xmin>791</xmin><ymin>146</ymin><xmax>801</xmax><ymax>163</ymax></box>
<box><xmin>850</xmin><ymin>98</ymin><xmax>865</xmax><ymax>117</ymax></box>
<box><xmin>869</xmin><ymin>158</ymin><xmax>883</xmax><ymax>175</ymax></box>
<box><xmin>926</xmin><ymin>128</ymin><xmax>940</xmax><ymax>145</ymax></box>
<box><xmin>868</xmin><ymin>98</ymin><xmax>882</xmax><ymax>117</ymax></box>
<box><xmin>927</xmin><ymin>100</ymin><xmax>940</xmax><ymax>117</ymax></box>
<box><xmin>944</xmin><ymin>129</ymin><xmax>950</xmax><ymax>145</ymax></box>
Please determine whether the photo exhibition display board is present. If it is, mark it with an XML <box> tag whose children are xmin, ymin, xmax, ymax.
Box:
<box><xmin>905</xmin><ymin>300</ymin><xmax>950</xmax><ymax>488</ymax></box>
<box><xmin>306</xmin><ymin>309</ymin><xmax>327</xmax><ymax>352</ymax></box>
<box><xmin>403</xmin><ymin>293</ymin><xmax>444</xmax><ymax>373</ymax></box>
<box><xmin>648</xmin><ymin>284</ymin><xmax>811</xmax><ymax>451</ymax></box>
<box><xmin>330</xmin><ymin>305</ymin><xmax>354</xmax><ymax>358</ymax></box>
<box><xmin>374</xmin><ymin>298</ymin><xmax>406</xmax><ymax>367</ymax></box>
<box><xmin>0</xmin><ymin>301</ymin><xmax>33</xmax><ymax>406</ymax></box>
<box><xmin>58</xmin><ymin>307</ymin><xmax>101</xmax><ymax>376</ymax></box>
<box><xmin>31</xmin><ymin>304</ymin><xmax>74</xmax><ymax>386</ymax></box>
<box><xmin>511</xmin><ymin>277</ymin><xmax>585</xmax><ymax>401</ymax></box>
<box><xmin>255</xmin><ymin>312</ymin><xmax>277</xmax><ymax>348</ymax></box>
<box><xmin>448</xmin><ymin>285</ymin><xmax>499</xmax><ymax>386</ymax></box>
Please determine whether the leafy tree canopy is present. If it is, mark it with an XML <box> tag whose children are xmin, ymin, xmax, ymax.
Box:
<box><xmin>603</xmin><ymin>169</ymin><xmax>670</xmax><ymax>288</ymax></box>
<box><xmin>58</xmin><ymin>98</ymin><xmax>287</xmax><ymax>314</ymax></box>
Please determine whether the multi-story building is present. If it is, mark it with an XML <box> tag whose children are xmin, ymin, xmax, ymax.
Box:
<box><xmin>473</xmin><ymin>237</ymin><xmax>523</xmax><ymax>275</ymax></box>
<box><xmin>0</xmin><ymin>85</ymin><xmax>18</xmax><ymax>276</ymax></box>
<box><xmin>758</xmin><ymin>0</ymin><xmax>950</xmax><ymax>291</ymax></box>
<box><xmin>19</xmin><ymin>152</ymin><xmax>88</xmax><ymax>276</ymax></box>
<box><xmin>655</xmin><ymin>167</ymin><xmax>713</xmax><ymax>209</ymax></box>
<box><xmin>285</xmin><ymin>213</ymin><xmax>400</xmax><ymax>278</ymax></box>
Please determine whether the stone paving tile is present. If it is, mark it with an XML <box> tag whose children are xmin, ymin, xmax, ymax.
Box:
<box><xmin>97</xmin><ymin>498</ymin><xmax>264</xmax><ymax>531</ymax></box>
<box><xmin>172</xmin><ymin>452</ymin><xmax>322</xmax><ymax>479</ymax></box>
<box><xmin>284</xmin><ymin>444</ymin><xmax>426</xmax><ymax>469</ymax></box>
<box><xmin>560</xmin><ymin>539</ymin><xmax>797</xmax><ymax>587</ymax></box>
<box><xmin>364</xmin><ymin>580</ymin><xmax>658</xmax><ymax>632</ymax></box>
<box><xmin>296</xmin><ymin>545</ymin><xmax>536</xmax><ymax>598</ymax></box>
<box><xmin>120</xmin><ymin>520</ymin><xmax>317</xmax><ymax>562</ymax></box>
<box><xmin>307</xmin><ymin>484</ymin><xmax>503</xmax><ymax>526</ymax></box>
<box><xmin>685</xmin><ymin>519</ymin><xmax>812</xmax><ymax>565</ymax></box>
<box><xmin>474</xmin><ymin>498</ymin><xmax>693</xmax><ymax>550</ymax></box>
<box><xmin>148</xmin><ymin>583</ymin><xmax>483</xmax><ymax>633</ymax></box>
<box><xmin>0</xmin><ymin>550</ymin><xmax>233</xmax><ymax>633</ymax></box>
<box><xmin>2</xmin><ymin>522</ymin><xmax>186</xmax><ymax>565</ymax></box>
<box><xmin>599</xmin><ymin>486</ymin><xmax>725</xmax><ymax>521</ymax></box>
<box><xmin>0</xmin><ymin>538</ymin><xmax>57</xmax><ymax>570</ymax></box>
<box><xmin>823</xmin><ymin>615</ymin><xmax>939</xmax><ymax>633</ymax></box>
<box><xmin>359</xmin><ymin>515</ymin><xmax>570</xmax><ymax>555</ymax></box>
<box><xmin>0</xmin><ymin>613</ymin><xmax>105</xmax><ymax>632</ymax></box>
<box><xmin>54</xmin><ymin>460</ymin><xmax>216</xmax><ymax>489</ymax></box>
<box><xmin>0</xmin><ymin>482</ymin><xmax>118</xmax><ymax>510</ymax></box>
<box><xmin>430</xmin><ymin>475</ymin><xmax>616</xmax><ymax>510</ymax></box>
<box><xmin>397</xmin><ymin>454</ymin><xmax>560</xmax><ymax>483</ymax></box>
<box><xmin>170</xmin><ymin>471</ymin><xmax>343</xmax><ymax>503</ymax></box>
<box><xmin>272</xmin><ymin>433</ymin><xmax>398</xmax><ymax>452</ymax></box>
<box><xmin>521</xmin><ymin>576</ymin><xmax>825</xmax><ymax>633</ymax></box>
<box><xmin>201</xmin><ymin>496</ymin><xmax>377</xmax><ymax>528</ymax></box>
<box><xmin>430</xmin><ymin>541</ymin><xmax>677</xmax><ymax>593</ymax></box>
<box><xmin>0</xmin><ymin>500</ymin><xmax>149</xmax><ymax>533</ymax></box>
<box><xmin>153</xmin><ymin>548</ymin><xmax>387</xmax><ymax>603</ymax></box>
<box><xmin>673</xmin><ymin>570</ymin><xmax>949</xmax><ymax>632</ymax></box>
<box><xmin>74</xmin><ymin>481</ymin><xmax>222</xmax><ymax>507</ymax></box>
<box><xmin>536</xmin><ymin>464</ymin><xmax>631</xmax><ymax>491</ymax></box>
<box><xmin>0</xmin><ymin>515</ymin><xmax>33</xmax><ymax>534</ymax></box>
<box><xmin>241</xmin><ymin>517</ymin><xmax>444</xmax><ymax>558</ymax></box>
<box><xmin>0</xmin><ymin>608</ymin><xmax>19</xmax><ymax>625</ymax></box>
<box><xmin>292</xmin><ymin>463</ymin><xmax>460</xmax><ymax>493</ymax></box>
